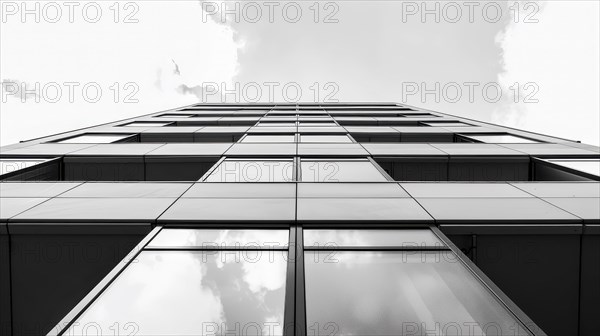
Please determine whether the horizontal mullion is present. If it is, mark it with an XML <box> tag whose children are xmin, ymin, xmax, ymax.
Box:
<box><xmin>303</xmin><ymin>246</ymin><xmax>450</xmax><ymax>251</ymax></box>
<box><xmin>144</xmin><ymin>246</ymin><xmax>289</xmax><ymax>251</ymax></box>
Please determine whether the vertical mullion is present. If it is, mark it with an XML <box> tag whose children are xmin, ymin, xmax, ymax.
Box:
<box><xmin>295</xmin><ymin>226</ymin><xmax>306</xmax><ymax>335</ymax></box>
<box><xmin>283</xmin><ymin>226</ymin><xmax>296</xmax><ymax>336</ymax></box>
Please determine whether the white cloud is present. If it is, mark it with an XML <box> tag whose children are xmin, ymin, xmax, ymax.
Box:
<box><xmin>494</xmin><ymin>0</ymin><xmax>600</xmax><ymax>146</ymax></box>
<box><xmin>0</xmin><ymin>1</ymin><xmax>242</xmax><ymax>146</ymax></box>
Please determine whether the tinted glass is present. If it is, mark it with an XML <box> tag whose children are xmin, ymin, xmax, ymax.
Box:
<box><xmin>67</xmin><ymin>251</ymin><xmax>287</xmax><ymax>336</ymax></box>
<box><xmin>149</xmin><ymin>229</ymin><xmax>289</xmax><ymax>248</ymax></box>
<box><xmin>300</xmin><ymin>160</ymin><xmax>387</xmax><ymax>182</ymax></box>
<box><xmin>241</xmin><ymin>135</ymin><xmax>295</xmax><ymax>143</ymax></box>
<box><xmin>301</xmin><ymin>135</ymin><xmax>352</xmax><ymax>143</ymax></box>
<box><xmin>124</xmin><ymin>122</ymin><xmax>171</xmax><ymax>127</ymax></box>
<box><xmin>0</xmin><ymin>159</ymin><xmax>46</xmax><ymax>175</ymax></box>
<box><xmin>205</xmin><ymin>160</ymin><xmax>294</xmax><ymax>182</ymax></box>
<box><xmin>467</xmin><ymin>134</ymin><xmax>539</xmax><ymax>144</ymax></box>
<box><xmin>547</xmin><ymin>159</ymin><xmax>600</xmax><ymax>176</ymax></box>
<box><xmin>257</xmin><ymin>122</ymin><xmax>296</xmax><ymax>127</ymax></box>
<box><xmin>305</xmin><ymin>251</ymin><xmax>530</xmax><ymax>336</ymax></box>
<box><xmin>304</xmin><ymin>229</ymin><xmax>444</xmax><ymax>248</ymax></box>
<box><xmin>58</xmin><ymin>134</ymin><xmax>132</xmax><ymax>144</ymax></box>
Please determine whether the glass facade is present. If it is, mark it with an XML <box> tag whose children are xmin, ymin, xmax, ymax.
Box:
<box><xmin>2</xmin><ymin>103</ymin><xmax>598</xmax><ymax>336</ymax></box>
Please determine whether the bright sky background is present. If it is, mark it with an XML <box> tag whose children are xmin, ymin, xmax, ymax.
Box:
<box><xmin>1</xmin><ymin>0</ymin><xmax>598</xmax><ymax>146</ymax></box>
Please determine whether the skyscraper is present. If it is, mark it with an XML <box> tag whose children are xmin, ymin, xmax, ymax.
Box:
<box><xmin>1</xmin><ymin>103</ymin><xmax>598</xmax><ymax>336</ymax></box>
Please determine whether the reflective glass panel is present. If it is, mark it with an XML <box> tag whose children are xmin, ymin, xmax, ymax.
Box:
<box><xmin>241</xmin><ymin>135</ymin><xmax>295</xmax><ymax>143</ymax></box>
<box><xmin>256</xmin><ymin>122</ymin><xmax>296</xmax><ymax>127</ymax></box>
<box><xmin>300</xmin><ymin>160</ymin><xmax>388</xmax><ymax>182</ymax></box>
<box><xmin>124</xmin><ymin>121</ymin><xmax>171</xmax><ymax>127</ymax></box>
<box><xmin>206</xmin><ymin>159</ymin><xmax>294</xmax><ymax>182</ymax></box>
<box><xmin>149</xmin><ymin>229</ymin><xmax>289</xmax><ymax>248</ymax></box>
<box><xmin>67</xmin><ymin>251</ymin><xmax>287</xmax><ymax>336</ymax></box>
<box><xmin>467</xmin><ymin>134</ymin><xmax>539</xmax><ymax>144</ymax></box>
<box><xmin>547</xmin><ymin>159</ymin><xmax>600</xmax><ymax>177</ymax></box>
<box><xmin>304</xmin><ymin>229</ymin><xmax>444</xmax><ymax>248</ymax></box>
<box><xmin>0</xmin><ymin>159</ymin><xmax>46</xmax><ymax>175</ymax></box>
<box><xmin>300</xmin><ymin>135</ymin><xmax>352</xmax><ymax>143</ymax></box>
<box><xmin>57</xmin><ymin>134</ymin><xmax>133</xmax><ymax>144</ymax></box>
<box><xmin>305</xmin><ymin>251</ymin><xmax>530</xmax><ymax>336</ymax></box>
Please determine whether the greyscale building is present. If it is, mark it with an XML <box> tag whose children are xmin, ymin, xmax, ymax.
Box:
<box><xmin>0</xmin><ymin>102</ymin><xmax>598</xmax><ymax>336</ymax></box>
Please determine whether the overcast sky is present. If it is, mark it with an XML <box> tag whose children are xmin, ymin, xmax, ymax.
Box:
<box><xmin>1</xmin><ymin>0</ymin><xmax>598</xmax><ymax>146</ymax></box>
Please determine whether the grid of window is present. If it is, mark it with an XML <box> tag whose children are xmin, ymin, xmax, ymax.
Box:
<box><xmin>2</xmin><ymin>103</ymin><xmax>598</xmax><ymax>336</ymax></box>
<box><xmin>54</xmin><ymin>227</ymin><xmax>535</xmax><ymax>336</ymax></box>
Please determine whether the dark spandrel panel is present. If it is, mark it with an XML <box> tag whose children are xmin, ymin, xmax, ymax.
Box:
<box><xmin>464</xmin><ymin>134</ymin><xmax>540</xmax><ymax>144</ymax></box>
<box><xmin>67</xmin><ymin>144</ymin><xmax>165</xmax><ymax>156</ymax></box>
<box><xmin>65</xmin><ymin>251</ymin><xmax>287</xmax><ymax>336</ymax></box>
<box><xmin>205</xmin><ymin>160</ymin><xmax>295</xmax><ymax>182</ymax></box>
<box><xmin>546</xmin><ymin>159</ymin><xmax>600</xmax><ymax>177</ymax></box>
<box><xmin>57</xmin><ymin>134</ymin><xmax>134</xmax><ymax>144</ymax></box>
<box><xmin>297</xmin><ymin>198</ymin><xmax>433</xmax><ymax>221</ymax></box>
<box><xmin>430</xmin><ymin>143</ymin><xmax>524</xmax><ymax>156</ymax></box>
<box><xmin>145</xmin><ymin>143</ymin><xmax>233</xmax><ymax>156</ymax></box>
<box><xmin>499</xmin><ymin>143</ymin><xmax>599</xmax><ymax>156</ymax></box>
<box><xmin>159</xmin><ymin>198</ymin><xmax>296</xmax><ymax>221</ymax></box>
<box><xmin>149</xmin><ymin>229</ymin><xmax>289</xmax><ymax>248</ymax></box>
<box><xmin>241</xmin><ymin>135</ymin><xmax>295</xmax><ymax>143</ymax></box>
<box><xmin>12</xmin><ymin>198</ymin><xmax>176</xmax><ymax>221</ymax></box>
<box><xmin>297</xmin><ymin>144</ymin><xmax>367</xmax><ymax>156</ymax></box>
<box><xmin>225</xmin><ymin>143</ymin><xmax>296</xmax><ymax>156</ymax></box>
<box><xmin>400</xmin><ymin>183</ymin><xmax>533</xmax><ymax>198</ymax></box>
<box><xmin>542</xmin><ymin>198</ymin><xmax>600</xmax><ymax>221</ymax></box>
<box><xmin>422</xmin><ymin>122</ymin><xmax>473</xmax><ymax>127</ymax></box>
<box><xmin>300</xmin><ymin>135</ymin><xmax>352</xmax><ymax>143</ymax></box>
<box><xmin>304</xmin><ymin>229</ymin><xmax>444</xmax><ymax>248</ymax></box>
<box><xmin>305</xmin><ymin>251</ymin><xmax>530</xmax><ymax>336</ymax></box>
<box><xmin>511</xmin><ymin>182</ymin><xmax>600</xmax><ymax>198</ymax></box>
<box><xmin>183</xmin><ymin>183</ymin><xmax>295</xmax><ymax>198</ymax></box>
<box><xmin>417</xmin><ymin>198</ymin><xmax>580</xmax><ymax>222</ymax></box>
<box><xmin>0</xmin><ymin>198</ymin><xmax>48</xmax><ymax>221</ymax></box>
<box><xmin>297</xmin><ymin>122</ymin><xmax>337</xmax><ymax>127</ymax></box>
<box><xmin>362</xmin><ymin>144</ymin><xmax>446</xmax><ymax>156</ymax></box>
<box><xmin>0</xmin><ymin>144</ymin><xmax>96</xmax><ymax>156</ymax></box>
<box><xmin>300</xmin><ymin>160</ymin><xmax>388</xmax><ymax>182</ymax></box>
<box><xmin>297</xmin><ymin>183</ymin><xmax>409</xmax><ymax>198</ymax></box>
<box><xmin>0</xmin><ymin>182</ymin><xmax>80</xmax><ymax>198</ymax></box>
<box><xmin>58</xmin><ymin>183</ymin><xmax>192</xmax><ymax>198</ymax></box>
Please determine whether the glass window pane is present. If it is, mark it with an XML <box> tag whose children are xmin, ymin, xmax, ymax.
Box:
<box><xmin>0</xmin><ymin>159</ymin><xmax>46</xmax><ymax>175</ymax></box>
<box><xmin>157</xmin><ymin>114</ymin><xmax>194</xmax><ymax>118</ymax></box>
<box><xmin>206</xmin><ymin>159</ymin><xmax>294</xmax><ymax>182</ymax></box>
<box><xmin>241</xmin><ymin>135</ymin><xmax>295</xmax><ymax>143</ymax></box>
<box><xmin>305</xmin><ymin>251</ymin><xmax>530</xmax><ymax>336</ymax></box>
<box><xmin>67</xmin><ymin>251</ymin><xmax>287</xmax><ymax>336</ymax></box>
<box><xmin>57</xmin><ymin>134</ymin><xmax>133</xmax><ymax>144</ymax></box>
<box><xmin>257</xmin><ymin>122</ymin><xmax>296</xmax><ymax>127</ymax></box>
<box><xmin>304</xmin><ymin>229</ymin><xmax>444</xmax><ymax>248</ymax></box>
<box><xmin>547</xmin><ymin>159</ymin><xmax>600</xmax><ymax>177</ymax></box>
<box><xmin>466</xmin><ymin>134</ymin><xmax>539</xmax><ymax>144</ymax></box>
<box><xmin>300</xmin><ymin>160</ymin><xmax>388</xmax><ymax>182</ymax></box>
<box><xmin>149</xmin><ymin>229</ymin><xmax>289</xmax><ymax>248</ymax></box>
<box><xmin>298</xmin><ymin>122</ymin><xmax>337</xmax><ymax>127</ymax></box>
<box><xmin>123</xmin><ymin>121</ymin><xmax>171</xmax><ymax>127</ymax></box>
<box><xmin>301</xmin><ymin>135</ymin><xmax>352</xmax><ymax>143</ymax></box>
